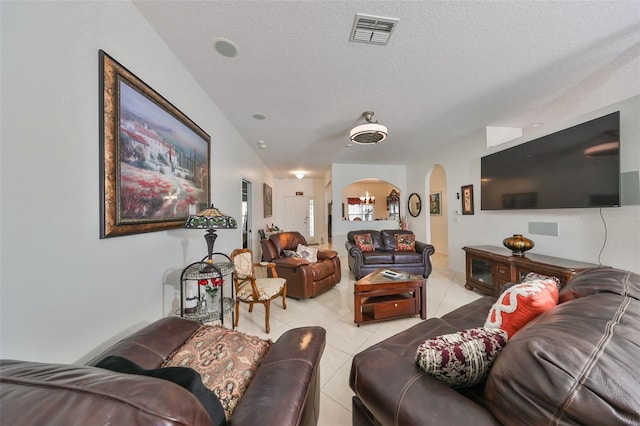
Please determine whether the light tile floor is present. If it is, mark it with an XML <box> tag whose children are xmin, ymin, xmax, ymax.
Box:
<box><xmin>234</xmin><ymin>250</ymin><xmax>482</xmax><ymax>425</ymax></box>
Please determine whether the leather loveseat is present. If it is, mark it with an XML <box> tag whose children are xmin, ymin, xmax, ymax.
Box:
<box><xmin>0</xmin><ymin>317</ymin><xmax>325</xmax><ymax>426</ymax></box>
<box><xmin>345</xmin><ymin>229</ymin><xmax>435</xmax><ymax>279</ymax></box>
<box><xmin>349</xmin><ymin>267</ymin><xmax>640</xmax><ymax>425</ymax></box>
<box><xmin>261</xmin><ymin>231</ymin><xmax>341</xmax><ymax>299</ymax></box>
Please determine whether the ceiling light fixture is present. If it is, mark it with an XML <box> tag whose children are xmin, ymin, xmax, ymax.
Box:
<box><xmin>257</xmin><ymin>140</ymin><xmax>267</xmax><ymax>149</ymax></box>
<box><xmin>350</xmin><ymin>111</ymin><xmax>388</xmax><ymax>145</ymax></box>
<box><xmin>359</xmin><ymin>191</ymin><xmax>375</xmax><ymax>205</ymax></box>
<box><xmin>295</xmin><ymin>173</ymin><xmax>305</xmax><ymax>179</ymax></box>
<box><xmin>212</xmin><ymin>38</ymin><xmax>238</xmax><ymax>57</ymax></box>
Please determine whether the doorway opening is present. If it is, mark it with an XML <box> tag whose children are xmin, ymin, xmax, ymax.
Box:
<box><xmin>242</xmin><ymin>179</ymin><xmax>251</xmax><ymax>249</ymax></box>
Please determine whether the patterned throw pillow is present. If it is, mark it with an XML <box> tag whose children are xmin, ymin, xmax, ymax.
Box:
<box><xmin>296</xmin><ymin>244</ymin><xmax>318</xmax><ymax>262</ymax></box>
<box><xmin>163</xmin><ymin>325</ymin><xmax>272</xmax><ymax>421</ymax></box>
<box><xmin>485</xmin><ymin>279</ymin><xmax>559</xmax><ymax>338</ymax></box>
<box><xmin>282</xmin><ymin>249</ymin><xmax>300</xmax><ymax>258</ymax></box>
<box><xmin>523</xmin><ymin>271</ymin><xmax>561</xmax><ymax>288</ymax></box>
<box><xmin>415</xmin><ymin>327</ymin><xmax>508</xmax><ymax>388</ymax></box>
<box><xmin>353</xmin><ymin>233</ymin><xmax>375</xmax><ymax>252</ymax></box>
<box><xmin>395</xmin><ymin>233</ymin><xmax>416</xmax><ymax>252</ymax></box>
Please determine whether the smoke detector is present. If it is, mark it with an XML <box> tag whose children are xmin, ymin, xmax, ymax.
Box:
<box><xmin>350</xmin><ymin>111</ymin><xmax>388</xmax><ymax>145</ymax></box>
<box><xmin>350</xmin><ymin>13</ymin><xmax>399</xmax><ymax>45</ymax></box>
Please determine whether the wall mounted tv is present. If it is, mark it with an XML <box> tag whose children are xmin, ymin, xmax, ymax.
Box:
<box><xmin>481</xmin><ymin>111</ymin><xmax>620</xmax><ymax>210</ymax></box>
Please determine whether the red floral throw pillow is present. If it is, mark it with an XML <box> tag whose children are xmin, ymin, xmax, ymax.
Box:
<box><xmin>415</xmin><ymin>327</ymin><xmax>508</xmax><ymax>388</ymax></box>
<box><xmin>353</xmin><ymin>233</ymin><xmax>375</xmax><ymax>252</ymax></box>
<box><xmin>485</xmin><ymin>279</ymin><xmax>559</xmax><ymax>338</ymax></box>
<box><xmin>395</xmin><ymin>233</ymin><xmax>415</xmax><ymax>252</ymax></box>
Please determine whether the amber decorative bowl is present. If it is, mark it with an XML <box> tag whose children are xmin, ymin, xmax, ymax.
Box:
<box><xmin>503</xmin><ymin>234</ymin><xmax>534</xmax><ymax>256</ymax></box>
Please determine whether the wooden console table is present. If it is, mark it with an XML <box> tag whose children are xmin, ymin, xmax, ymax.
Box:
<box><xmin>463</xmin><ymin>245</ymin><xmax>605</xmax><ymax>297</ymax></box>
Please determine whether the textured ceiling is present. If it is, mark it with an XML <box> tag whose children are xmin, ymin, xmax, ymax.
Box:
<box><xmin>133</xmin><ymin>1</ymin><xmax>640</xmax><ymax>179</ymax></box>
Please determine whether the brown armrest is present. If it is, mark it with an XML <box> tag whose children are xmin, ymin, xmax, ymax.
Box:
<box><xmin>231</xmin><ymin>327</ymin><xmax>326</xmax><ymax>426</ymax></box>
<box><xmin>317</xmin><ymin>249</ymin><xmax>338</xmax><ymax>260</ymax></box>
<box><xmin>271</xmin><ymin>257</ymin><xmax>312</xmax><ymax>267</ymax></box>
<box><xmin>0</xmin><ymin>360</ymin><xmax>213</xmax><ymax>425</ymax></box>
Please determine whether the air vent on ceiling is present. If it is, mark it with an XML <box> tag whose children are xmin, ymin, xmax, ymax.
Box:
<box><xmin>350</xmin><ymin>13</ymin><xmax>399</xmax><ymax>45</ymax></box>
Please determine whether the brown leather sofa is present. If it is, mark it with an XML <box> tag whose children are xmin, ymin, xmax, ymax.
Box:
<box><xmin>346</xmin><ymin>229</ymin><xmax>435</xmax><ymax>279</ymax></box>
<box><xmin>0</xmin><ymin>317</ymin><xmax>325</xmax><ymax>426</ymax></box>
<box><xmin>350</xmin><ymin>268</ymin><xmax>640</xmax><ymax>425</ymax></box>
<box><xmin>261</xmin><ymin>231</ymin><xmax>341</xmax><ymax>299</ymax></box>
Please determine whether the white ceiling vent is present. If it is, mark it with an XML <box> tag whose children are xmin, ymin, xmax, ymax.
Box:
<box><xmin>350</xmin><ymin>13</ymin><xmax>399</xmax><ymax>45</ymax></box>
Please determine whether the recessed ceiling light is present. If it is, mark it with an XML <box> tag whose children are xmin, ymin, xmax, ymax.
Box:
<box><xmin>257</xmin><ymin>140</ymin><xmax>267</xmax><ymax>149</ymax></box>
<box><xmin>252</xmin><ymin>113</ymin><xmax>267</xmax><ymax>120</ymax></box>
<box><xmin>213</xmin><ymin>38</ymin><xmax>238</xmax><ymax>57</ymax></box>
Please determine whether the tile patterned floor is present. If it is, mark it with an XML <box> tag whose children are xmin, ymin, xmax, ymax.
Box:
<box><xmin>234</xmin><ymin>251</ymin><xmax>482</xmax><ymax>425</ymax></box>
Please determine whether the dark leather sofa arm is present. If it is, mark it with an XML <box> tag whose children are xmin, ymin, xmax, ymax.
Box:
<box><xmin>232</xmin><ymin>326</ymin><xmax>326</xmax><ymax>426</ymax></box>
<box><xmin>345</xmin><ymin>241</ymin><xmax>364</xmax><ymax>261</ymax></box>
<box><xmin>350</xmin><ymin>347</ymin><xmax>499</xmax><ymax>426</ymax></box>
<box><xmin>0</xmin><ymin>359</ymin><xmax>214</xmax><ymax>426</ymax></box>
<box><xmin>415</xmin><ymin>241</ymin><xmax>435</xmax><ymax>277</ymax></box>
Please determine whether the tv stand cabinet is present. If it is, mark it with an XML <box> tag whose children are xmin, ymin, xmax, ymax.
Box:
<box><xmin>463</xmin><ymin>245</ymin><xmax>605</xmax><ymax>297</ymax></box>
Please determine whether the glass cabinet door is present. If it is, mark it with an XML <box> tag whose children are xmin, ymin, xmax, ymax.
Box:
<box><xmin>471</xmin><ymin>258</ymin><xmax>492</xmax><ymax>284</ymax></box>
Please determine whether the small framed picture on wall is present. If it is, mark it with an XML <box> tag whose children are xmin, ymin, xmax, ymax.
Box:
<box><xmin>461</xmin><ymin>184</ymin><xmax>474</xmax><ymax>215</ymax></box>
<box><xmin>263</xmin><ymin>183</ymin><xmax>273</xmax><ymax>218</ymax></box>
<box><xmin>429</xmin><ymin>192</ymin><xmax>441</xmax><ymax>215</ymax></box>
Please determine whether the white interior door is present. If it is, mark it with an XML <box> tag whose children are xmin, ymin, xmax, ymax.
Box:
<box><xmin>284</xmin><ymin>196</ymin><xmax>311</xmax><ymax>242</ymax></box>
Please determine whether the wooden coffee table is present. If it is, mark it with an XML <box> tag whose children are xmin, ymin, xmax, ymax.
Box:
<box><xmin>354</xmin><ymin>268</ymin><xmax>426</xmax><ymax>326</ymax></box>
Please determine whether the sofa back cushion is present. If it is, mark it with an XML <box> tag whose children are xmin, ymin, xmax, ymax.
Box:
<box><xmin>485</xmin><ymin>268</ymin><xmax>640</xmax><ymax>424</ymax></box>
<box><xmin>559</xmin><ymin>267</ymin><xmax>639</xmax><ymax>303</ymax></box>
<box><xmin>381</xmin><ymin>229</ymin><xmax>414</xmax><ymax>251</ymax></box>
<box><xmin>347</xmin><ymin>230</ymin><xmax>384</xmax><ymax>250</ymax></box>
<box><xmin>269</xmin><ymin>232</ymin><xmax>307</xmax><ymax>255</ymax></box>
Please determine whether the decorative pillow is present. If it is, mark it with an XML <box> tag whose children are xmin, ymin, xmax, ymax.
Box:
<box><xmin>296</xmin><ymin>244</ymin><xmax>318</xmax><ymax>262</ymax></box>
<box><xmin>97</xmin><ymin>355</ymin><xmax>226</xmax><ymax>425</ymax></box>
<box><xmin>163</xmin><ymin>325</ymin><xmax>272</xmax><ymax>420</ymax></box>
<box><xmin>353</xmin><ymin>233</ymin><xmax>375</xmax><ymax>252</ymax></box>
<box><xmin>523</xmin><ymin>271</ymin><xmax>561</xmax><ymax>289</ymax></box>
<box><xmin>282</xmin><ymin>249</ymin><xmax>300</xmax><ymax>258</ymax></box>
<box><xmin>485</xmin><ymin>279</ymin><xmax>559</xmax><ymax>337</ymax></box>
<box><xmin>395</xmin><ymin>233</ymin><xmax>416</xmax><ymax>252</ymax></box>
<box><xmin>415</xmin><ymin>327</ymin><xmax>508</xmax><ymax>388</ymax></box>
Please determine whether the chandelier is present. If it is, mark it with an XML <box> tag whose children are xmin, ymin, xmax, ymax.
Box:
<box><xmin>360</xmin><ymin>191</ymin><xmax>375</xmax><ymax>205</ymax></box>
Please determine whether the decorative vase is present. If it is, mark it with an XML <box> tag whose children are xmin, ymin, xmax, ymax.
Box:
<box><xmin>206</xmin><ymin>288</ymin><xmax>220</xmax><ymax>313</ymax></box>
<box><xmin>503</xmin><ymin>234</ymin><xmax>534</xmax><ymax>256</ymax></box>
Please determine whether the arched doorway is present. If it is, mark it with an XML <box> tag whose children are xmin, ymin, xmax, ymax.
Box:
<box><xmin>428</xmin><ymin>164</ymin><xmax>448</xmax><ymax>256</ymax></box>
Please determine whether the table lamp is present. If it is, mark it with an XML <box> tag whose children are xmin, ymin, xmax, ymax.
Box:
<box><xmin>184</xmin><ymin>204</ymin><xmax>237</xmax><ymax>268</ymax></box>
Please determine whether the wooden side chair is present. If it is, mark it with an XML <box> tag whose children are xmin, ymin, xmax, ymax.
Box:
<box><xmin>230</xmin><ymin>248</ymin><xmax>287</xmax><ymax>333</ymax></box>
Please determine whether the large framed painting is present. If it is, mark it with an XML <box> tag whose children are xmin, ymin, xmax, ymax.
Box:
<box><xmin>263</xmin><ymin>183</ymin><xmax>273</xmax><ymax>218</ymax></box>
<box><xmin>99</xmin><ymin>50</ymin><xmax>210</xmax><ymax>238</ymax></box>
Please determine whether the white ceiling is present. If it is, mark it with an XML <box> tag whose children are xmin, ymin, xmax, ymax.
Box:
<box><xmin>133</xmin><ymin>1</ymin><xmax>640</xmax><ymax>179</ymax></box>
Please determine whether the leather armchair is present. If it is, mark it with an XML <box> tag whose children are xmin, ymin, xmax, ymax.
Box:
<box><xmin>260</xmin><ymin>232</ymin><xmax>341</xmax><ymax>299</ymax></box>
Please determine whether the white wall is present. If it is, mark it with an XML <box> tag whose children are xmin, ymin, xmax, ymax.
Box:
<box><xmin>408</xmin><ymin>96</ymin><xmax>640</xmax><ymax>276</ymax></box>
<box><xmin>0</xmin><ymin>1</ymin><xmax>273</xmax><ymax>363</ymax></box>
<box><xmin>273</xmin><ymin>177</ymin><xmax>327</xmax><ymax>244</ymax></box>
<box><xmin>331</xmin><ymin>163</ymin><xmax>406</xmax><ymax>254</ymax></box>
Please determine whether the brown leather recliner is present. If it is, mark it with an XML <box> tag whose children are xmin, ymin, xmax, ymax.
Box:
<box><xmin>261</xmin><ymin>232</ymin><xmax>341</xmax><ymax>299</ymax></box>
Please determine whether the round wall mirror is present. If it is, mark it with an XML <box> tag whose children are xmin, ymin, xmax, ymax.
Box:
<box><xmin>408</xmin><ymin>193</ymin><xmax>422</xmax><ymax>217</ymax></box>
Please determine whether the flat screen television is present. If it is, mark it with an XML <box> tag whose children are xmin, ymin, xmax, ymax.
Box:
<box><xmin>481</xmin><ymin>111</ymin><xmax>620</xmax><ymax>210</ymax></box>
